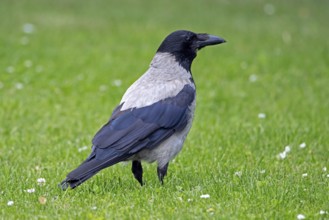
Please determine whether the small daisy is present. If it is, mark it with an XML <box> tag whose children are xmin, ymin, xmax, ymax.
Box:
<box><xmin>278</xmin><ymin>145</ymin><xmax>292</xmax><ymax>160</ymax></box>
<box><xmin>258</xmin><ymin>113</ymin><xmax>266</xmax><ymax>119</ymax></box>
<box><xmin>78</xmin><ymin>146</ymin><xmax>88</xmax><ymax>152</ymax></box>
<box><xmin>284</xmin><ymin>146</ymin><xmax>291</xmax><ymax>153</ymax></box>
<box><xmin>302</xmin><ymin>173</ymin><xmax>308</xmax><ymax>178</ymax></box>
<box><xmin>35</xmin><ymin>66</ymin><xmax>44</xmax><ymax>73</ymax></box>
<box><xmin>234</xmin><ymin>171</ymin><xmax>242</xmax><ymax>177</ymax></box>
<box><xmin>322</xmin><ymin>167</ymin><xmax>327</xmax><ymax>172</ymax></box>
<box><xmin>23</xmin><ymin>23</ymin><xmax>35</xmax><ymax>34</ymax></box>
<box><xmin>112</xmin><ymin>79</ymin><xmax>122</xmax><ymax>87</ymax></box>
<box><xmin>37</xmin><ymin>178</ymin><xmax>46</xmax><ymax>186</ymax></box>
<box><xmin>264</xmin><ymin>4</ymin><xmax>275</xmax><ymax>15</ymax></box>
<box><xmin>6</xmin><ymin>66</ymin><xmax>14</xmax><ymax>74</ymax></box>
<box><xmin>15</xmin><ymin>83</ymin><xmax>24</xmax><ymax>90</ymax></box>
<box><xmin>249</xmin><ymin>74</ymin><xmax>258</xmax><ymax>82</ymax></box>
<box><xmin>319</xmin><ymin>210</ymin><xmax>327</xmax><ymax>215</ymax></box>
<box><xmin>278</xmin><ymin>151</ymin><xmax>287</xmax><ymax>159</ymax></box>
<box><xmin>7</xmin><ymin>201</ymin><xmax>14</xmax><ymax>206</ymax></box>
<box><xmin>24</xmin><ymin>60</ymin><xmax>33</xmax><ymax>68</ymax></box>
<box><xmin>200</xmin><ymin>194</ymin><xmax>210</xmax><ymax>199</ymax></box>
<box><xmin>299</xmin><ymin>142</ymin><xmax>306</xmax><ymax>148</ymax></box>
<box><xmin>25</xmin><ymin>188</ymin><xmax>35</xmax><ymax>193</ymax></box>
<box><xmin>297</xmin><ymin>214</ymin><xmax>305</xmax><ymax>220</ymax></box>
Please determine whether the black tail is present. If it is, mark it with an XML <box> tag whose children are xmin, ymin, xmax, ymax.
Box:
<box><xmin>60</xmin><ymin>153</ymin><xmax>129</xmax><ymax>190</ymax></box>
<box><xmin>60</xmin><ymin>159</ymin><xmax>100</xmax><ymax>190</ymax></box>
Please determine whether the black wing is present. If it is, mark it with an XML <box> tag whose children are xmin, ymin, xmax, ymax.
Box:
<box><xmin>92</xmin><ymin>84</ymin><xmax>195</xmax><ymax>159</ymax></box>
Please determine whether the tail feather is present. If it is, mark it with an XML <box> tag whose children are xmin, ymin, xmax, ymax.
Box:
<box><xmin>60</xmin><ymin>171</ymin><xmax>97</xmax><ymax>190</ymax></box>
<box><xmin>60</xmin><ymin>154</ymin><xmax>129</xmax><ymax>190</ymax></box>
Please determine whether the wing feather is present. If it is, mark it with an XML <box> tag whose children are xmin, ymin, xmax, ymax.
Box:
<box><xmin>92</xmin><ymin>84</ymin><xmax>195</xmax><ymax>157</ymax></box>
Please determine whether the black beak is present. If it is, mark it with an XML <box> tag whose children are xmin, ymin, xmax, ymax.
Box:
<box><xmin>197</xmin><ymin>34</ymin><xmax>226</xmax><ymax>49</ymax></box>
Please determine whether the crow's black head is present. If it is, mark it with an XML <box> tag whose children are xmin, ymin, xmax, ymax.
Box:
<box><xmin>157</xmin><ymin>30</ymin><xmax>226</xmax><ymax>71</ymax></box>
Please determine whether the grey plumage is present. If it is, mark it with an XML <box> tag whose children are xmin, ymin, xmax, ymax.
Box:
<box><xmin>60</xmin><ymin>30</ymin><xmax>225</xmax><ymax>190</ymax></box>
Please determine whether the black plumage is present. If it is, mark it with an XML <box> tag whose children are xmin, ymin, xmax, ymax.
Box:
<box><xmin>60</xmin><ymin>30</ymin><xmax>225</xmax><ymax>190</ymax></box>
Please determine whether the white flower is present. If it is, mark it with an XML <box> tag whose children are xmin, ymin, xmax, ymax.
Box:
<box><xmin>319</xmin><ymin>210</ymin><xmax>327</xmax><ymax>215</ymax></box>
<box><xmin>91</xmin><ymin>206</ymin><xmax>97</xmax><ymax>210</ymax></box>
<box><xmin>187</xmin><ymin>198</ymin><xmax>192</xmax><ymax>202</ymax></box>
<box><xmin>302</xmin><ymin>173</ymin><xmax>308</xmax><ymax>178</ymax></box>
<box><xmin>327</xmin><ymin>174</ymin><xmax>329</xmax><ymax>178</ymax></box>
<box><xmin>37</xmin><ymin>178</ymin><xmax>46</xmax><ymax>185</ymax></box>
<box><xmin>15</xmin><ymin>83</ymin><xmax>24</xmax><ymax>90</ymax></box>
<box><xmin>6</xmin><ymin>66</ymin><xmax>14</xmax><ymax>73</ymax></box>
<box><xmin>299</xmin><ymin>142</ymin><xmax>306</xmax><ymax>148</ymax></box>
<box><xmin>200</xmin><ymin>194</ymin><xmax>210</xmax><ymax>199</ymax></box>
<box><xmin>297</xmin><ymin>214</ymin><xmax>305</xmax><ymax>220</ymax></box>
<box><xmin>23</xmin><ymin>23</ymin><xmax>35</xmax><ymax>34</ymax></box>
<box><xmin>35</xmin><ymin>65</ymin><xmax>44</xmax><ymax>73</ymax></box>
<box><xmin>78</xmin><ymin>146</ymin><xmax>88</xmax><ymax>152</ymax></box>
<box><xmin>284</xmin><ymin>146</ymin><xmax>291</xmax><ymax>153</ymax></box>
<box><xmin>25</xmin><ymin>188</ymin><xmax>35</xmax><ymax>193</ymax></box>
<box><xmin>322</xmin><ymin>167</ymin><xmax>327</xmax><ymax>172</ymax></box>
<box><xmin>234</xmin><ymin>171</ymin><xmax>242</xmax><ymax>177</ymax></box>
<box><xmin>278</xmin><ymin>151</ymin><xmax>287</xmax><ymax>159</ymax></box>
<box><xmin>7</xmin><ymin>201</ymin><xmax>14</xmax><ymax>206</ymax></box>
<box><xmin>112</xmin><ymin>79</ymin><xmax>122</xmax><ymax>87</ymax></box>
<box><xmin>258</xmin><ymin>113</ymin><xmax>266</xmax><ymax>119</ymax></box>
<box><xmin>260</xmin><ymin>170</ymin><xmax>266</xmax><ymax>174</ymax></box>
<box><xmin>264</xmin><ymin>4</ymin><xmax>275</xmax><ymax>15</ymax></box>
<box><xmin>249</xmin><ymin>74</ymin><xmax>258</xmax><ymax>82</ymax></box>
<box><xmin>24</xmin><ymin>60</ymin><xmax>33</xmax><ymax>68</ymax></box>
<box><xmin>278</xmin><ymin>145</ymin><xmax>292</xmax><ymax>160</ymax></box>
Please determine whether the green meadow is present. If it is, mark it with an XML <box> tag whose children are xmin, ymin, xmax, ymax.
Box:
<box><xmin>0</xmin><ymin>0</ymin><xmax>328</xmax><ymax>219</ymax></box>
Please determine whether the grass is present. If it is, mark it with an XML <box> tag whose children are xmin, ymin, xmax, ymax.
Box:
<box><xmin>0</xmin><ymin>0</ymin><xmax>328</xmax><ymax>219</ymax></box>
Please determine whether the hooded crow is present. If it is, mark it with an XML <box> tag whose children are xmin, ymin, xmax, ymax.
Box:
<box><xmin>60</xmin><ymin>30</ymin><xmax>225</xmax><ymax>190</ymax></box>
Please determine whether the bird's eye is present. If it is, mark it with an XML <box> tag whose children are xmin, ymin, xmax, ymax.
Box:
<box><xmin>185</xmin><ymin>34</ymin><xmax>194</xmax><ymax>42</ymax></box>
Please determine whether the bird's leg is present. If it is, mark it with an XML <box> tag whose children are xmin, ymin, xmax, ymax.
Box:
<box><xmin>132</xmin><ymin>160</ymin><xmax>143</xmax><ymax>186</ymax></box>
<box><xmin>157</xmin><ymin>163</ymin><xmax>169</xmax><ymax>185</ymax></box>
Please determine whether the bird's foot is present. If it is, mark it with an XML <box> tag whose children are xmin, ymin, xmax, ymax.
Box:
<box><xmin>132</xmin><ymin>160</ymin><xmax>144</xmax><ymax>186</ymax></box>
<box><xmin>157</xmin><ymin>163</ymin><xmax>169</xmax><ymax>185</ymax></box>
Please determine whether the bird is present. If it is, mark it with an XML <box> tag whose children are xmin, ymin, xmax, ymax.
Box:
<box><xmin>60</xmin><ymin>30</ymin><xmax>225</xmax><ymax>190</ymax></box>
